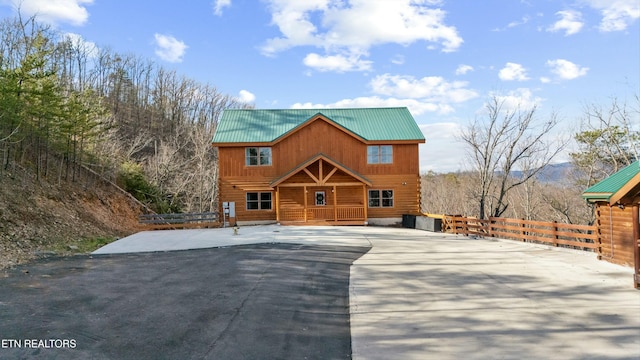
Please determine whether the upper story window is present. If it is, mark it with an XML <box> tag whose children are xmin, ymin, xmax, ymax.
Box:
<box><xmin>246</xmin><ymin>147</ymin><xmax>272</xmax><ymax>166</ymax></box>
<box><xmin>367</xmin><ymin>145</ymin><xmax>393</xmax><ymax>164</ymax></box>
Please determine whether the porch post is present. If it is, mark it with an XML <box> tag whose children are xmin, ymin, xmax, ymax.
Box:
<box><xmin>633</xmin><ymin>204</ymin><xmax>639</xmax><ymax>289</ymax></box>
<box><xmin>303</xmin><ymin>185</ymin><xmax>308</xmax><ymax>222</ymax></box>
<box><xmin>362</xmin><ymin>185</ymin><xmax>368</xmax><ymax>222</ymax></box>
<box><xmin>275</xmin><ymin>186</ymin><xmax>280</xmax><ymax>223</ymax></box>
<box><xmin>333</xmin><ymin>185</ymin><xmax>337</xmax><ymax>222</ymax></box>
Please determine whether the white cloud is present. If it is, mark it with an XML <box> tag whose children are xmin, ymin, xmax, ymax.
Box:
<box><xmin>455</xmin><ymin>64</ymin><xmax>474</xmax><ymax>75</ymax></box>
<box><xmin>583</xmin><ymin>0</ymin><xmax>640</xmax><ymax>32</ymax></box>
<box><xmin>153</xmin><ymin>34</ymin><xmax>188</xmax><ymax>63</ymax></box>
<box><xmin>292</xmin><ymin>97</ymin><xmax>454</xmax><ymax>116</ymax></box>
<box><xmin>547</xmin><ymin>10</ymin><xmax>584</xmax><ymax>35</ymax></box>
<box><xmin>391</xmin><ymin>54</ymin><xmax>405</xmax><ymax>65</ymax></box>
<box><xmin>260</xmin><ymin>0</ymin><xmax>462</xmax><ymax>72</ymax></box>
<box><xmin>498</xmin><ymin>62</ymin><xmax>529</xmax><ymax>81</ymax></box>
<box><xmin>488</xmin><ymin>88</ymin><xmax>543</xmax><ymax>112</ymax></box>
<box><xmin>292</xmin><ymin>72</ymin><xmax>478</xmax><ymax>116</ymax></box>
<box><xmin>213</xmin><ymin>0</ymin><xmax>231</xmax><ymax>16</ymax></box>
<box><xmin>303</xmin><ymin>52</ymin><xmax>372</xmax><ymax>72</ymax></box>
<box><xmin>508</xmin><ymin>15</ymin><xmax>531</xmax><ymax>28</ymax></box>
<box><xmin>238</xmin><ymin>90</ymin><xmax>255</xmax><ymax>103</ymax></box>
<box><xmin>6</xmin><ymin>0</ymin><xmax>93</xmax><ymax>26</ymax></box>
<box><xmin>62</xmin><ymin>32</ymin><xmax>98</xmax><ymax>58</ymax></box>
<box><xmin>546</xmin><ymin>59</ymin><xmax>588</xmax><ymax>80</ymax></box>
<box><xmin>370</xmin><ymin>74</ymin><xmax>478</xmax><ymax>103</ymax></box>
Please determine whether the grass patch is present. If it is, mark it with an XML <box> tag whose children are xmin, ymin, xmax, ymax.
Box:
<box><xmin>48</xmin><ymin>236</ymin><xmax>117</xmax><ymax>255</ymax></box>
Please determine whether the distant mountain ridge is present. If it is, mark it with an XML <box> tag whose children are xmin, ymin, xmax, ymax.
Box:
<box><xmin>510</xmin><ymin>162</ymin><xmax>575</xmax><ymax>183</ymax></box>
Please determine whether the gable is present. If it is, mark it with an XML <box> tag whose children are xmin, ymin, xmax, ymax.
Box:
<box><xmin>271</xmin><ymin>153</ymin><xmax>372</xmax><ymax>187</ymax></box>
<box><xmin>212</xmin><ymin>107</ymin><xmax>425</xmax><ymax>145</ymax></box>
<box><xmin>583</xmin><ymin>161</ymin><xmax>640</xmax><ymax>204</ymax></box>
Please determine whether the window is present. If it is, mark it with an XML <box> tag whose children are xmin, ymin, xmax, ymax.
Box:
<box><xmin>315</xmin><ymin>191</ymin><xmax>326</xmax><ymax>206</ymax></box>
<box><xmin>367</xmin><ymin>145</ymin><xmax>392</xmax><ymax>164</ymax></box>
<box><xmin>368</xmin><ymin>190</ymin><xmax>394</xmax><ymax>208</ymax></box>
<box><xmin>245</xmin><ymin>147</ymin><xmax>272</xmax><ymax>166</ymax></box>
<box><xmin>246</xmin><ymin>192</ymin><xmax>272</xmax><ymax>210</ymax></box>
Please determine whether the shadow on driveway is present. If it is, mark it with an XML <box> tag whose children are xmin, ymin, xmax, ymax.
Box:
<box><xmin>0</xmin><ymin>243</ymin><xmax>370</xmax><ymax>359</ymax></box>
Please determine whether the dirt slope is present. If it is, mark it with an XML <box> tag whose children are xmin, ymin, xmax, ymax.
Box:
<box><xmin>0</xmin><ymin>167</ymin><xmax>143</xmax><ymax>269</ymax></box>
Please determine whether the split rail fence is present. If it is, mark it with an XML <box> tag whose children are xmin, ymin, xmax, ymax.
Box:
<box><xmin>443</xmin><ymin>215</ymin><xmax>598</xmax><ymax>252</ymax></box>
<box><xmin>138</xmin><ymin>212</ymin><xmax>220</xmax><ymax>230</ymax></box>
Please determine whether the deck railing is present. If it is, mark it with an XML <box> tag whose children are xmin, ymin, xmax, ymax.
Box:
<box><xmin>443</xmin><ymin>215</ymin><xmax>597</xmax><ymax>251</ymax></box>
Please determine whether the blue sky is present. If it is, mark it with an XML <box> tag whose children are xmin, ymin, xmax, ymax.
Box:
<box><xmin>1</xmin><ymin>0</ymin><xmax>638</xmax><ymax>173</ymax></box>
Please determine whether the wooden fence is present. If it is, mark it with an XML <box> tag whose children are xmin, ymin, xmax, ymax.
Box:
<box><xmin>139</xmin><ymin>212</ymin><xmax>220</xmax><ymax>230</ymax></box>
<box><xmin>443</xmin><ymin>215</ymin><xmax>598</xmax><ymax>251</ymax></box>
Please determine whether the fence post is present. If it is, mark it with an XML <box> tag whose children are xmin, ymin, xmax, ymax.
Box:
<box><xmin>552</xmin><ymin>221</ymin><xmax>559</xmax><ymax>247</ymax></box>
<box><xmin>520</xmin><ymin>218</ymin><xmax>526</xmax><ymax>242</ymax></box>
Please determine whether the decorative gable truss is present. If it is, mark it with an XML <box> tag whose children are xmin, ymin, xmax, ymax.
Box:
<box><xmin>271</xmin><ymin>153</ymin><xmax>372</xmax><ymax>224</ymax></box>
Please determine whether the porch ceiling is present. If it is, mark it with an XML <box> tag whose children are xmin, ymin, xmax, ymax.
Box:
<box><xmin>270</xmin><ymin>153</ymin><xmax>372</xmax><ymax>187</ymax></box>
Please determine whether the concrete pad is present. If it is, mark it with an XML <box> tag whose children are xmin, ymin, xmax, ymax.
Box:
<box><xmin>349</xmin><ymin>228</ymin><xmax>640</xmax><ymax>360</ymax></box>
<box><xmin>92</xmin><ymin>225</ymin><xmax>372</xmax><ymax>254</ymax></box>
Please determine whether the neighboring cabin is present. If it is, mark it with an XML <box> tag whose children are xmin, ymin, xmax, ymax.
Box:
<box><xmin>211</xmin><ymin>107</ymin><xmax>425</xmax><ymax>226</ymax></box>
<box><xmin>582</xmin><ymin>160</ymin><xmax>640</xmax><ymax>288</ymax></box>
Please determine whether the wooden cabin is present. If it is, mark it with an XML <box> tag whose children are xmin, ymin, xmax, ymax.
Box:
<box><xmin>582</xmin><ymin>160</ymin><xmax>640</xmax><ymax>288</ymax></box>
<box><xmin>211</xmin><ymin>107</ymin><xmax>425</xmax><ymax>226</ymax></box>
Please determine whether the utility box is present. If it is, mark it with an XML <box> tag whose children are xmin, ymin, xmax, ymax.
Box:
<box><xmin>222</xmin><ymin>202</ymin><xmax>236</xmax><ymax>226</ymax></box>
<box><xmin>402</xmin><ymin>214</ymin><xmax>417</xmax><ymax>228</ymax></box>
<box><xmin>416</xmin><ymin>216</ymin><xmax>442</xmax><ymax>232</ymax></box>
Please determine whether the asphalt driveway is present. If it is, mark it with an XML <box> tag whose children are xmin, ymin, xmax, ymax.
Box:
<box><xmin>0</xmin><ymin>243</ymin><xmax>369</xmax><ymax>359</ymax></box>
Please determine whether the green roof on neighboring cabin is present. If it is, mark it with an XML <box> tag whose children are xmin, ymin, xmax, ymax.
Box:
<box><xmin>211</xmin><ymin>107</ymin><xmax>425</xmax><ymax>144</ymax></box>
<box><xmin>582</xmin><ymin>160</ymin><xmax>640</xmax><ymax>202</ymax></box>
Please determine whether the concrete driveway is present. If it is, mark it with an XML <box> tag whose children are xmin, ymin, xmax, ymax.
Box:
<box><xmin>3</xmin><ymin>225</ymin><xmax>638</xmax><ymax>359</ymax></box>
<box><xmin>348</xmin><ymin>227</ymin><xmax>640</xmax><ymax>360</ymax></box>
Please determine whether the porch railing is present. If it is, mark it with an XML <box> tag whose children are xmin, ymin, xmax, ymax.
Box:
<box><xmin>336</xmin><ymin>205</ymin><xmax>365</xmax><ymax>220</ymax></box>
<box><xmin>280</xmin><ymin>208</ymin><xmax>305</xmax><ymax>222</ymax></box>
<box><xmin>279</xmin><ymin>206</ymin><xmax>365</xmax><ymax>222</ymax></box>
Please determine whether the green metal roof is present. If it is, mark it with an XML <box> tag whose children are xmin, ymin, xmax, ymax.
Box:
<box><xmin>211</xmin><ymin>107</ymin><xmax>425</xmax><ymax>143</ymax></box>
<box><xmin>582</xmin><ymin>160</ymin><xmax>640</xmax><ymax>201</ymax></box>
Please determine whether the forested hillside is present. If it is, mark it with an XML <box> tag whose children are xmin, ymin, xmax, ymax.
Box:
<box><xmin>0</xmin><ymin>15</ymin><xmax>250</xmax><ymax>267</ymax></box>
<box><xmin>1</xmin><ymin>15</ymin><xmax>250</xmax><ymax>214</ymax></box>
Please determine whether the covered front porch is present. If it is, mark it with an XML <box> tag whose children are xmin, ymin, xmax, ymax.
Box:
<box><xmin>271</xmin><ymin>154</ymin><xmax>371</xmax><ymax>225</ymax></box>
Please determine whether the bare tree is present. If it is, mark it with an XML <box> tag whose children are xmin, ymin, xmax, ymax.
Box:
<box><xmin>460</xmin><ymin>95</ymin><xmax>566</xmax><ymax>219</ymax></box>
<box><xmin>571</xmin><ymin>95</ymin><xmax>639</xmax><ymax>188</ymax></box>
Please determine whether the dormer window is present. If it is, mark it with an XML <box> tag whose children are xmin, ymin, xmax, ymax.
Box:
<box><xmin>367</xmin><ymin>145</ymin><xmax>392</xmax><ymax>164</ymax></box>
<box><xmin>246</xmin><ymin>147</ymin><xmax>272</xmax><ymax>166</ymax></box>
